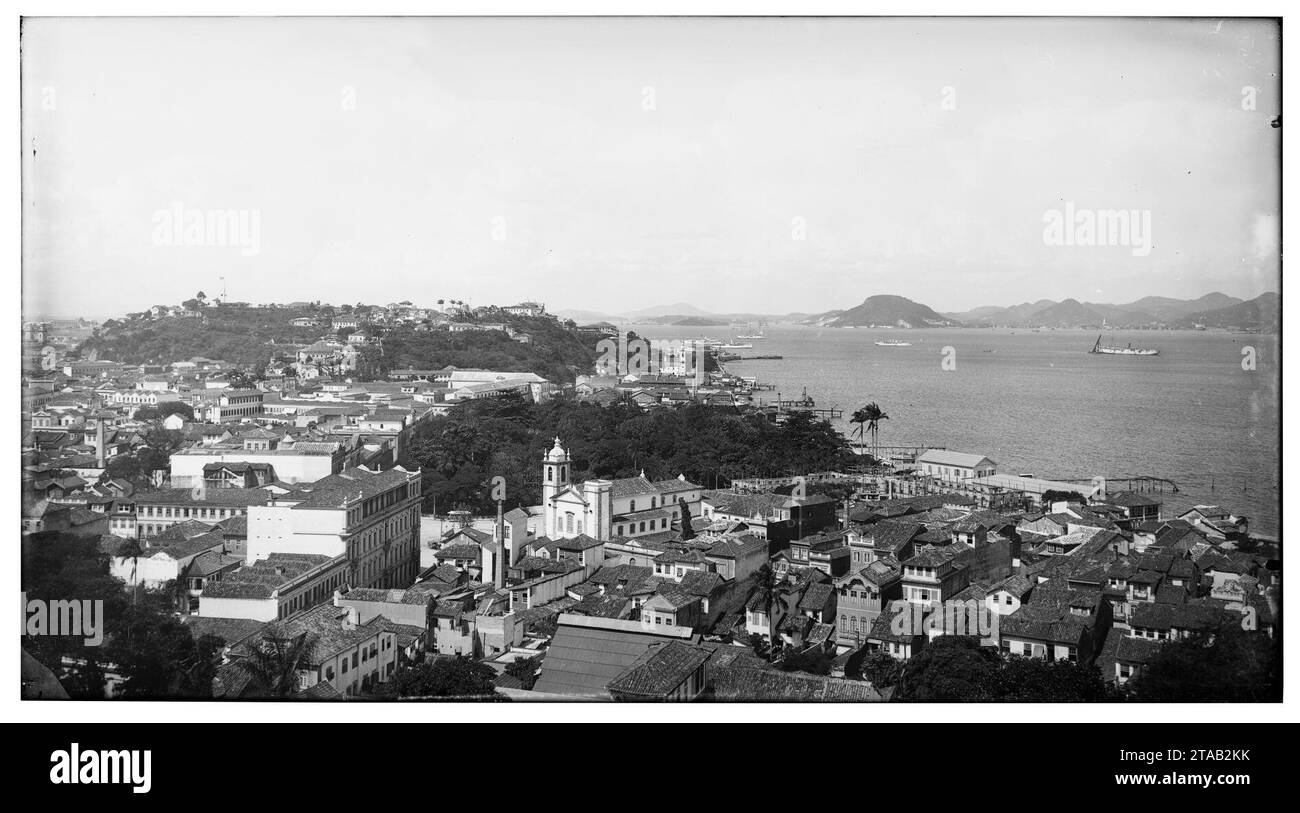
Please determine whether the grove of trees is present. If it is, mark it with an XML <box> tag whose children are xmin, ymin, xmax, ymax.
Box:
<box><xmin>404</xmin><ymin>393</ymin><xmax>857</xmax><ymax>515</ymax></box>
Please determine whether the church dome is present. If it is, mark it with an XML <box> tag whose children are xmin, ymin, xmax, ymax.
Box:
<box><xmin>545</xmin><ymin>436</ymin><xmax>569</xmax><ymax>462</ymax></box>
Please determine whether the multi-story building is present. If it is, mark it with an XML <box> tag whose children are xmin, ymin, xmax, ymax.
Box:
<box><xmin>834</xmin><ymin>558</ymin><xmax>903</xmax><ymax>648</ymax></box>
<box><xmin>199</xmin><ymin>388</ymin><xmax>265</xmax><ymax>422</ymax></box>
<box><xmin>245</xmin><ymin>465</ymin><xmax>423</xmax><ymax>590</ymax></box>
<box><xmin>133</xmin><ymin>488</ymin><xmax>272</xmax><ymax>540</ymax></box>
<box><xmin>169</xmin><ymin>428</ymin><xmax>363</xmax><ymax>486</ymax></box>
<box><xmin>199</xmin><ymin>552</ymin><xmax>350</xmax><ymax>621</ymax></box>
<box><xmin>899</xmin><ymin>545</ymin><xmax>970</xmax><ymax>605</ymax></box>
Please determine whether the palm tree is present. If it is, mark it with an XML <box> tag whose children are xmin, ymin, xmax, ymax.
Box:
<box><xmin>849</xmin><ymin>406</ymin><xmax>871</xmax><ymax>453</ymax></box>
<box><xmin>856</xmin><ymin>402</ymin><xmax>890</xmax><ymax>462</ymax></box>
<box><xmin>753</xmin><ymin>565</ymin><xmax>793</xmax><ymax>656</ymax></box>
<box><xmin>117</xmin><ymin>538</ymin><xmax>144</xmax><ymax>605</ymax></box>
<box><xmin>231</xmin><ymin>628</ymin><xmax>319</xmax><ymax>697</ymax></box>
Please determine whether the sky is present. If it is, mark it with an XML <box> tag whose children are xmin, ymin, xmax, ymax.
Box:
<box><xmin>21</xmin><ymin>17</ymin><xmax>1281</xmax><ymax>321</ymax></box>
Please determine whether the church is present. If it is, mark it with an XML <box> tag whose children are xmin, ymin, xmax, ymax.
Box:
<box><xmin>539</xmin><ymin>437</ymin><xmax>703</xmax><ymax>544</ymax></box>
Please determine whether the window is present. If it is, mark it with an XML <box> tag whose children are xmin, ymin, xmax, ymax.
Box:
<box><xmin>630</xmin><ymin>500</ymin><xmax>636</xmax><ymax>512</ymax></box>
<box><xmin>341</xmin><ymin>659</ymin><xmax>348</xmax><ymax>674</ymax></box>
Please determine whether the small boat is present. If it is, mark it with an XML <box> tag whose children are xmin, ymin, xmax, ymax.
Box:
<box><xmin>874</xmin><ymin>339</ymin><xmax>912</xmax><ymax>347</ymax></box>
<box><xmin>1089</xmin><ymin>335</ymin><xmax>1159</xmax><ymax>356</ymax></box>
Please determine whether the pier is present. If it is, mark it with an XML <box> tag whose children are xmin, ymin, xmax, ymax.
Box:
<box><xmin>1037</xmin><ymin>475</ymin><xmax>1180</xmax><ymax>494</ymax></box>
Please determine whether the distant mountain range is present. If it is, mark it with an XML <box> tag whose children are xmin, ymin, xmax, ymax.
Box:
<box><xmin>554</xmin><ymin>304</ymin><xmax>809</xmax><ymax>326</ymax></box>
<box><xmin>944</xmin><ymin>291</ymin><xmax>1277</xmax><ymax>331</ymax></box>
<box><xmin>557</xmin><ymin>290</ymin><xmax>1279</xmax><ymax>332</ymax></box>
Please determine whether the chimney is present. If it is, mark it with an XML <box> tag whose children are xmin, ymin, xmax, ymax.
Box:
<box><xmin>496</xmin><ymin>499</ymin><xmax>507</xmax><ymax>588</ymax></box>
<box><xmin>92</xmin><ymin>418</ymin><xmax>106</xmax><ymax>467</ymax></box>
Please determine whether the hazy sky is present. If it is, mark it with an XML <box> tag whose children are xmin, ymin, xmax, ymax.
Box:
<box><xmin>22</xmin><ymin>17</ymin><xmax>1280</xmax><ymax>320</ymax></box>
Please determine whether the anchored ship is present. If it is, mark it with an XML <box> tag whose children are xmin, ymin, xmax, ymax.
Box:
<box><xmin>1090</xmin><ymin>335</ymin><xmax>1159</xmax><ymax>356</ymax></box>
<box><xmin>874</xmin><ymin>338</ymin><xmax>912</xmax><ymax>347</ymax></box>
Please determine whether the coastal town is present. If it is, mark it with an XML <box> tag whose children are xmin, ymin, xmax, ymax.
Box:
<box><xmin>20</xmin><ymin>296</ymin><xmax>1280</xmax><ymax>701</ymax></box>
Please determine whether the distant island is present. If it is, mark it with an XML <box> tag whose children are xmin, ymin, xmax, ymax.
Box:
<box><xmin>801</xmin><ymin>295</ymin><xmax>960</xmax><ymax>329</ymax></box>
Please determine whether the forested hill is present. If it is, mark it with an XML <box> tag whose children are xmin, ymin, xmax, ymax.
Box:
<box><xmin>76</xmin><ymin>305</ymin><xmax>322</xmax><ymax>369</ymax></box>
<box><xmin>380</xmin><ymin>314</ymin><xmax>597</xmax><ymax>384</ymax></box>
<box><xmin>76</xmin><ymin>305</ymin><xmax>599</xmax><ymax>383</ymax></box>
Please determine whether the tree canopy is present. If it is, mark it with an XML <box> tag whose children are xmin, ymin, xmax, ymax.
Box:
<box><xmin>378</xmin><ymin>657</ymin><xmax>501</xmax><ymax>698</ymax></box>
<box><xmin>892</xmin><ymin>637</ymin><xmax>1109</xmax><ymax>702</ymax></box>
<box><xmin>1128</xmin><ymin>622</ymin><xmax>1279</xmax><ymax>702</ymax></box>
<box><xmin>405</xmin><ymin>394</ymin><xmax>855</xmax><ymax>515</ymax></box>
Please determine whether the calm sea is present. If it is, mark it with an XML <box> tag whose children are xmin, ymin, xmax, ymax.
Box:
<box><xmin>627</xmin><ymin>324</ymin><xmax>1281</xmax><ymax>536</ymax></box>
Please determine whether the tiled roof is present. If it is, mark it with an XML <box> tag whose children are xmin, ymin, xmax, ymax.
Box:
<box><xmin>798</xmin><ymin>582</ymin><xmax>835</xmax><ymax>612</ymax></box>
<box><xmin>606</xmin><ymin>641</ymin><xmax>710</xmax><ymax>698</ymax></box>
<box><xmin>557</xmin><ymin>534</ymin><xmax>603</xmax><ymax>552</ymax></box>
<box><xmin>1110</xmin><ymin>491</ymin><xmax>1162</xmax><ymax>507</ymax></box>
<box><xmin>201</xmin><ymin>553</ymin><xmax>336</xmax><ymax>599</ymax></box>
<box><xmin>278</xmin><ymin>466</ymin><xmax>416</xmax><ymax>509</ymax></box>
<box><xmin>608</xmin><ymin>476</ymin><xmax>660</xmax><ymax>498</ymax></box>
<box><xmin>569</xmin><ymin>592</ymin><xmax>632</xmax><ymax>619</ymax></box>
<box><xmin>153</xmin><ymin>532</ymin><xmax>227</xmax><ymax>561</ymax></box>
<box><xmin>181</xmin><ymin>615</ymin><xmax>265</xmax><ymax>646</ymax></box>
<box><xmin>710</xmin><ymin>664</ymin><xmax>881</xmax><ymax>701</ymax></box>
<box><xmin>588</xmin><ymin>564</ymin><xmax>656</xmax><ymax>593</ymax></box>
<box><xmin>678</xmin><ymin>570</ymin><xmax>726</xmax><ymax>597</ymax></box>
<box><xmin>1129</xmin><ymin>601</ymin><xmax>1225</xmax><ymax>632</ymax></box>
<box><xmin>435</xmin><ymin>543</ymin><xmax>482</xmax><ymax>562</ymax></box>
<box><xmin>271</xmin><ymin>604</ymin><xmax>390</xmax><ymax>661</ymax></box>
<box><xmin>532</xmin><ymin>614</ymin><xmax>695</xmax><ymax>697</ymax></box>
<box><xmin>1099</xmin><ymin>631</ymin><xmax>1166</xmax><ymax>667</ymax></box>
<box><xmin>863</xmin><ymin>521</ymin><xmax>923</xmax><ymax>553</ymax></box>
<box><xmin>999</xmin><ymin>606</ymin><xmax>1089</xmax><ymax>644</ymax></box>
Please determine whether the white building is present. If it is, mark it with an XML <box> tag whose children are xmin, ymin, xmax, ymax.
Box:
<box><xmin>916</xmin><ymin>449</ymin><xmax>997</xmax><ymax>483</ymax></box>
<box><xmin>244</xmin><ymin>465</ymin><xmax>423</xmax><ymax>590</ymax></box>
<box><xmin>539</xmin><ymin>438</ymin><xmax>702</xmax><ymax>544</ymax></box>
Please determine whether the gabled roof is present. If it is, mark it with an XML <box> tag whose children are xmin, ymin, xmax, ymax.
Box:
<box><xmin>532</xmin><ymin>614</ymin><xmax>695</xmax><ymax>697</ymax></box>
<box><xmin>798</xmin><ymin>582</ymin><xmax>835</xmax><ymax>612</ymax></box>
<box><xmin>606</xmin><ymin>641</ymin><xmax>710</xmax><ymax>699</ymax></box>
<box><xmin>916</xmin><ymin>449</ymin><xmax>996</xmax><ymax>469</ymax></box>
